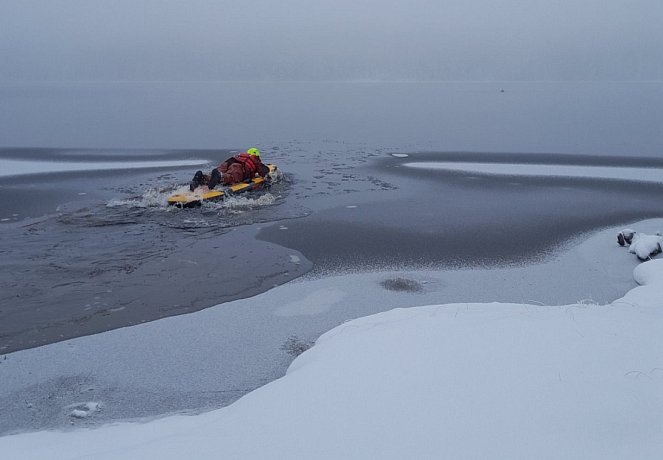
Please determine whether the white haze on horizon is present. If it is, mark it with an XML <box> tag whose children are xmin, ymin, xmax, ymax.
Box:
<box><xmin>1</xmin><ymin>0</ymin><xmax>662</xmax><ymax>81</ymax></box>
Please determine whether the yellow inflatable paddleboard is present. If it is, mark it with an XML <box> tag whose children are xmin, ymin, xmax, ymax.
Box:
<box><xmin>167</xmin><ymin>164</ymin><xmax>278</xmax><ymax>207</ymax></box>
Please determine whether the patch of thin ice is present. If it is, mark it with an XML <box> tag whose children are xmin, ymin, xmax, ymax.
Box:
<box><xmin>274</xmin><ymin>287</ymin><xmax>347</xmax><ymax>317</ymax></box>
<box><xmin>67</xmin><ymin>402</ymin><xmax>101</xmax><ymax>419</ymax></box>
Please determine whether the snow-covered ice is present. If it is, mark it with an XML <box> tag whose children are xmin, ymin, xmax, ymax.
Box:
<box><xmin>0</xmin><ymin>158</ymin><xmax>208</xmax><ymax>177</ymax></box>
<box><xmin>404</xmin><ymin>161</ymin><xmax>663</xmax><ymax>184</ymax></box>
<box><xmin>1</xmin><ymin>220</ymin><xmax>663</xmax><ymax>459</ymax></box>
<box><xmin>274</xmin><ymin>286</ymin><xmax>347</xmax><ymax>317</ymax></box>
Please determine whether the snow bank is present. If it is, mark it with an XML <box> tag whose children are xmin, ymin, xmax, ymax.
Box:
<box><xmin>2</xmin><ymin>262</ymin><xmax>662</xmax><ymax>459</ymax></box>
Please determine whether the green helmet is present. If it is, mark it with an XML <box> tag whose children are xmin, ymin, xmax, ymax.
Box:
<box><xmin>247</xmin><ymin>147</ymin><xmax>260</xmax><ymax>158</ymax></box>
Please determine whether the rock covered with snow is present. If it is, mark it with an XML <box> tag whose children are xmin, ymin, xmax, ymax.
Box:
<box><xmin>618</xmin><ymin>228</ymin><xmax>663</xmax><ymax>260</ymax></box>
<box><xmin>629</xmin><ymin>234</ymin><xmax>663</xmax><ymax>260</ymax></box>
<box><xmin>617</xmin><ymin>228</ymin><xmax>636</xmax><ymax>246</ymax></box>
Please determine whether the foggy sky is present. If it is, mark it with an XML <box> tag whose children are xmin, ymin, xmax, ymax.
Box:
<box><xmin>1</xmin><ymin>0</ymin><xmax>661</xmax><ymax>81</ymax></box>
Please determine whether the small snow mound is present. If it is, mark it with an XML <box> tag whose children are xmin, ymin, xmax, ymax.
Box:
<box><xmin>633</xmin><ymin>259</ymin><xmax>663</xmax><ymax>286</ymax></box>
<box><xmin>68</xmin><ymin>402</ymin><xmax>101</xmax><ymax>419</ymax></box>
<box><xmin>614</xmin><ymin>257</ymin><xmax>663</xmax><ymax>309</ymax></box>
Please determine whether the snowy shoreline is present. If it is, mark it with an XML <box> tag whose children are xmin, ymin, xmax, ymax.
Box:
<box><xmin>403</xmin><ymin>161</ymin><xmax>663</xmax><ymax>184</ymax></box>
<box><xmin>0</xmin><ymin>158</ymin><xmax>209</xmax><ymax>178</ymax></box>
<box><xmin>1</xmin><ymin>219</ymin><xmax>662</xmax><ymax>459</ymax></box>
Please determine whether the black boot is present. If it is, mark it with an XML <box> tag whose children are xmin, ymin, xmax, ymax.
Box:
<box><xmin>189</xmin><ymin>170</ymin><xmax>203</xmax><ymax>191</ymax></box>
<box><xmin>208</xmin><ymin>169</ymin><xmax>221</xmax><ymax>190</ymax></box>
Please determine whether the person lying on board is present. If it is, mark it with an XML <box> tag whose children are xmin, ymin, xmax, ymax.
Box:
<box><xmin>189</xmin><ymin>148</ymin><xmax>270</xmax><ymax>191</ymax></box>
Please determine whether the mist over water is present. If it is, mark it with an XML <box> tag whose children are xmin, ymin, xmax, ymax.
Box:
<box><xmin>2</xmin><ymin>2</ymin><xmax>662</xmax><ymax>154</ymax></box>
<box><xmin>1</xmin><ymin>0</ymin><xmax>662</xmax><ymax>82</ymax></box>
<box><xmin>1</xmin><ymin>81</ymin><xmax>662</xmax><ymax>157</ymax></box>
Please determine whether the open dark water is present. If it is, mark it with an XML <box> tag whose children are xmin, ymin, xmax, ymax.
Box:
<box><xmin>0</xmin><ymin>147</ymin><xmax>313</xmax><ymax>353</ymax></box>
<box><xmin>260</xmin><ymin>152</ymin><xmax>663</xmax><ymax>272</ymax></box>
<box><xmin>2</xmin><ymin>81</ymin><xmax>662</xmax><ymax>154</ymax></box>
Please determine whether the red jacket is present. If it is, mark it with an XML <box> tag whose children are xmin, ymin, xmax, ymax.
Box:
<box><xmin>224</xmin><ymin>153</ymin><xmax>269</xmax><ymax>179</ymax></box>
<box><xmin>233</xmin><ymin>152</ymin><xmax>261</xmax><ymax>176</ymax></box>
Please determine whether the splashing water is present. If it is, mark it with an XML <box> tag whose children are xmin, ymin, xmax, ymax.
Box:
<box><xmin>107</xmin><ymin>168</ymin><xmax>285</xmax><ymax>211</ymax></box>
<box><xmin>104</xmin><ymin>189</ymin><xmax>279</xmax><ymax>226</ymax></box>
<box><xmin>93</xmin><ymin>171</ymin><xmax>290</xmax><ymax>231</ymax></box>
<box><xmin>106</xmin><ymin>186</ymin><xmax>184</xmax><ymax>209</ymax></box>
<box><xmin>221</xmin><ymin>193</ymin><xmax>278</xmax><ymax>214</ymax></box>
